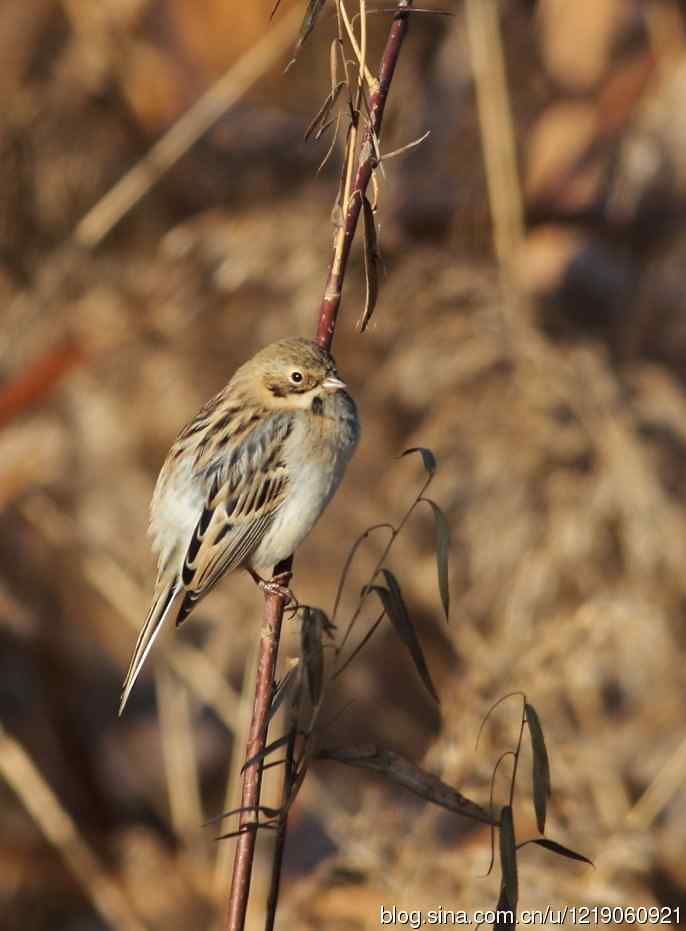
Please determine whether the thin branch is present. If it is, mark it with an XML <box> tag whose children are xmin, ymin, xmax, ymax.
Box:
<box><xmin>226</xmin><ymin>2</ymin><xmax>416</xmax><ymax>927</ymax></box>
<box><xmin>264</xmin><ymin>724</ymin><xmax>297</xmax><ymax>931</ymax></box>
<box><xmin>333</xmin><ymin>610</ymin><xmax>385</xmax><ymax>679</ymax></box>
<box><xmin>225</xmin><ymin>569</ymin><xmax>291</xmax><ymax>931</ymax></box>
<box><xmin>332</xmin><ymin>522</ymin><xmax>394</xmax><ymax>625</ymax></box>
<box><xmin>316</xmin><ymin>0</ymin><xmax>414</xmax><ymax>349</ymax></box>
<box><xmin>336</xmin><ymin>465</ymin><xmax>432</xmax><ymax>666</ymax></box>
<box><xmin>339</xmin><ymin>0</ymin><xmax>376</xmax><ymax>88</ymax></box>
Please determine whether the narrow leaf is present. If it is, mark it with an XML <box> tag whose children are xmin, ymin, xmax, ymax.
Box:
<box><xmin>304</xmin><ymin>82</ymin><xmax>344</xmax><ymax>142</ymax></box>
<box><xmin>318</xmin><ymin>744</ymin><xmax>495</xmax><ymax>825</ymax></box>
<box><xmin>305</xmin><ymin>93</ymin><xmax>334</xmax><ymax>143</ymax></box>
<box><xmin>531</xmin><ymin>838</ymin><xmax>594</xmax><ymax>866</ymax></box>
<box><xmin>241</xmin><ymin>733</ymin><xmax>292</xmax><ymax>774</ymax></box>
<box><xmin>525</xmin><ymin>703</ymin><xmax>551</xmax><ymax>834</ymax></box>
<box><xmin>329</xmin><ymin>38</ymin><xmax>339</xmax><ymax>94</ymax></box>
<box><xmin>215</xmin><ymin>820</ymin><xmax>278</xmax><ymax>841</ymax></box>
<box><xmin>204</xmin><ymin>804</ymin><xmax>281</xmax><ymax>827</ymax></box>
<box><xmin>381</xmin><ymin>570</ymin><xmax>410</xmax><ymax>626</ymax></box>
<box><xmin>295</xmin><ymin>0</ymin><xmax>328</xmax><ymax>53</ymax></box>
<box><xmin>402</xmin><ymin>446</ymin><xmax>437</xmax><ymax>475</ymax></box>
<box><xmin>422</xmin><ymin>498</ymin><xmax>450</xmax><ymax>621</ymax></box>
<box><xmin>499</xmin><ymin>805</ymin><xmax>518</xmax><ymax>911</ymax></box>
<box><xmin>333</xmin><ymin>611</ymin><xmax>385</xmax><ymax>680</ymax></box>
<box><xmin>381</xmin><ymin>129</ymin><xmax>432</xmax><ymax>162</ymax></box>
<box><xmin>493</xmin><ymin>884</ymin><xmax>516</xmax><ymax>931</ymax></box>
<box><xmin>374</xmin><ymin>575</ymin><xmax>439</xmax><ymax>703</ymax></box>
<box><xmin>269</xmin><ymin>660</ymin><xmax>300</xmax><ymax>723</ymax></box>
<box><xmin>301</xmin><ymin>606</ymin><xmax>326</xmax><ymax>705</ymax></box>
<box><xmin>359</xmin><ymin>196</ymin><xmax>379</xmax><ymax>332</ymax></box>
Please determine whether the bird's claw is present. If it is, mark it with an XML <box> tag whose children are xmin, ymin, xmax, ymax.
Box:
<box><xmin>259</xmin><ymin>579</ymin><xmax>293</xmax><ymax>602</ymax></box>
<box><xmin>249</xmin><ymin>569</ymin><xmax>295</xmax><ymax>606</ymax></box>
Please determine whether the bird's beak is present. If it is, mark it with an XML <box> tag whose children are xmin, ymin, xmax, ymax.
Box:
<box><xmin>322</xmin><ymin>374</ymin><xmax>347</xmax><ymax>393</ymax></box>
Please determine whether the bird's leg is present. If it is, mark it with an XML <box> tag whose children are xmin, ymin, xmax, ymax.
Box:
<box><xmin>247</xmin><ymin>567</ymin><xmax>294</xmax><ymax>605</ymax></box>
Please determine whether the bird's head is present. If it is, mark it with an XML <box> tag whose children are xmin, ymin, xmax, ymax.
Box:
<box><xmin>242</xmin><ymin>338</ymin><xmax>348</xmax><ymax>411</ymax></box>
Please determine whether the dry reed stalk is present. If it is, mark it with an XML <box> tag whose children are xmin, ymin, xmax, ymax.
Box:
<box><xmin>156</xmin><ymin>666</ymin><xmax>205</xmax><ymax>844</ymax></box>
<box><xmin>0</xmin><ymin>723</ymin><xmax>147</xmax><ymax>931</ymax></box>
<box><xmin>74</xmin><ymin>5</ymin><xmax>303</xmax><ymax>249</ymax></box>
<box><xmin>213</xmin><ymin>637</ymin><xmax>261</xmax><ymax>898</ymax></box>
<box><xmin>226</xmin><ymin>583</ymin><xmax>288</xmax><ymax>931</ymax></box>
<box><xmin>464</xmin><ymin>0</ymin><xmax>529</xmax><ymax>352</ymax></box>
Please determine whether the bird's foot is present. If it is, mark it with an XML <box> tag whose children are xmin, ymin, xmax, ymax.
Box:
<box><xmin>248</xmin><ymin>569</ymin><xmax>295</xmax><ymax>606</ymax></box>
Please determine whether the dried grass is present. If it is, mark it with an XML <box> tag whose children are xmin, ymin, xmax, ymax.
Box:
<box><xmin>1</xmin><ymin>1</ymin><xmax>686</xmax><ymax>928</ymax></box>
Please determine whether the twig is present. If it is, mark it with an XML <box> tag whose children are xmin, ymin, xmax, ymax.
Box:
<box><xmin>264</xmin><ymin>724</ymin><xmax>297</xmax><ymax>931</ymax></box>
<box><xmin>339</xmin><ymin>0</ymin><xmax>376</xmax><ymax>88</ymax></box>
<box><xmin>225</xmin><ymin>2</ymin><xmax>415</xmax><ymax>928</ymax></box>
<box><xmin>317</xmin><ymin>0</ymin><xmax>414</xmax><ymax>348</ymax></box>
<box><xmin>335</xmin><ymin>464</ymin><xmax>433</xmax><ymax>663</ymax></box>
<box><xmin>225</xmin><ymin>574</ymin><xmax>290</xmax><ymax>931</ymax></box>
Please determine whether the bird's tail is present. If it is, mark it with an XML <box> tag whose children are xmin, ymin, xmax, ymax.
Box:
<box><xmin>119</xmin><ymin>579</ymin><xmax>180</xmax><ymax>714</ymax></box>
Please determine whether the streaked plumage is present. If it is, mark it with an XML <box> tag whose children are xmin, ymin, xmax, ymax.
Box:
<box><xmin>120</xmin><ymin>338</ymin><xmax>359</xmax><ymax>713</ymax></box>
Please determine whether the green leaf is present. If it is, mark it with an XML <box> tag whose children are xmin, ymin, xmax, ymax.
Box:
<box><xmin>525</xmin><ymin>703</ymin><xmax>551</xmax><ymax>834</ymax></box>
<box><xmin>530</xmin><ymin>837</ymin><xmax>594</xmax><ymax>866</ymax></box>
<box><xmin>402</xmin><ymin>446</ymin><xmax>437</xmax><ymax>475</ymax></box>
<box><xmin>359</xmin><ymin>196</ymin><xmax>379</xmax><ymax>332</ymax></box>
<box><xmin>422</xmin><ymin>499</ymin><xmax>450</xmax><ymax>622</ymax></box>
<box><xmin>301</xmin><ymin>607</ymin><xmax>326</xmax><ymax>705</ymax></box>
<box><xmin>499</xmin><ymin>805</ymin><xmax>518</xmax><ymax>911</ymax></box>
<box><xmin>377</xmin><ymin>571</ymin><xmax>439</xmax><ymax>703</ymax></box>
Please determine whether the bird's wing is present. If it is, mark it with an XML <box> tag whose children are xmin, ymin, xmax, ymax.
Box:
<box><xmin>178</xmin><ymin>410</ymin><xmax>294</xmax><ymax>617</ymax></box>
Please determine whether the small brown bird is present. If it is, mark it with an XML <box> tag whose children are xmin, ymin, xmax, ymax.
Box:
<box><xmin>120</xmin><ymin>337</ymin><xmax>359</xmax><ymax>713</ymax></box>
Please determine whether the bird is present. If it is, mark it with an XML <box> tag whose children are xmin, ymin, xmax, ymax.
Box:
<box><xmin>119</xmin><ymin>337</ymin><xmax>359</xmax><ymax>713</ymax></box>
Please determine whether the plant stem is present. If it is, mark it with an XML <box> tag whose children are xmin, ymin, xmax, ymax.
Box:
<box><xmin>225</xmin><ymin>563</ymin><xmax>291</xmax><ymax>931</ymax></box>
<box><xmin>225</xmin><ymin>1</ymin><xmax>415</xmax><ymax>927</ymax></box>
<box><xmin>316</xmin><ymin>0</ymin><xmax>414</xmax><ymax>350</ymax></box>
<box><xmin>264</xmin><ymin>724</ymin><xmax>297</xmax><ymax>931</ymax></box>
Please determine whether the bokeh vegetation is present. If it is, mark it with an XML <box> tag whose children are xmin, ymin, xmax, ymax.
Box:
<box><xmin>2</xmin><ymin>1</ymin><xmax>686</xmax><ymax>928</ymax></box>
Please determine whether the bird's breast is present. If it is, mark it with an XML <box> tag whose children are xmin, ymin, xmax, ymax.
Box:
<box><xmin>248</xmin><ymin>397</ymin><xmax>358</xmax><ymax>569</ymax></box>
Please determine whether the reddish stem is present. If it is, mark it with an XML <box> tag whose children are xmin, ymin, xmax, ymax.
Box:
<box><xmin>315</xmin><ymin>0</ymin><xmax>413</xmax><ymax>352</ymax></box>
<box><xmin>225</xmin><ymin>575</ymin><xmax>289</xmax><ymax>931</ymax></box>
<box><xmin>225</xmin><ymin>2</ymin><xmax>414</xmax><ymax>928</ymax></box>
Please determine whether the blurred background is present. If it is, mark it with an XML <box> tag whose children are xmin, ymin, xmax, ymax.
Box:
<box><xmin>2</xmin><ymin>0</ymin><xmax>686</xmax><ymax>928</ymax></box>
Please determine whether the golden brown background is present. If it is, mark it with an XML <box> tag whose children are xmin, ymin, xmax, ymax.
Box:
<box><xmin>1</xmin><ymin>0</ymin><xmax>686</xmax><ymax>928</ymax></box>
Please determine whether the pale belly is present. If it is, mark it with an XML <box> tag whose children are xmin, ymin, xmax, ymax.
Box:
<box><xmin>248</xmin><ymin>458</ymin><xmax>340</xmax><ymax>570</ymax></box>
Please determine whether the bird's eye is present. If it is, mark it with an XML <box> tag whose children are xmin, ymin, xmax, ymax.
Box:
<box><xmin>290</xmin><ymin>370</ymin><xmax>303</xmax><ymax>384</ymax></box>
